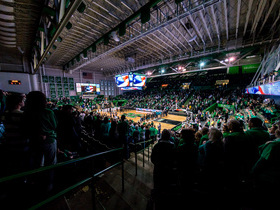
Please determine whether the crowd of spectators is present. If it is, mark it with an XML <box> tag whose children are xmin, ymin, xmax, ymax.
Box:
<box><xmin>151</xmin><ymin>118</ymin><xmax>280</xmax><ymax>209</ymax></box>
<box><xmin>1</xmin><ymin>84</ymin><xmax>280</xmax><ymax>209</ymax></box>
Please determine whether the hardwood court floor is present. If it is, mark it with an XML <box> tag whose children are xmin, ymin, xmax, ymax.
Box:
<box><xmin>113</xmin><ymin>109</ymin><xmax>185</xmax><ymax>130</ymax></box>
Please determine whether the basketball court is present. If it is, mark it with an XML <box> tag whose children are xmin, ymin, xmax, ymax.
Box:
<box><xmin>115</xmin><ymin>109</ymin><xmax>186</xmax><ymax>130</ymax></box>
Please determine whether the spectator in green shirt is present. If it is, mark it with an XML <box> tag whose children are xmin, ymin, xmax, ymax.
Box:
<box><xmin>199</xmin><ymin>127</ymin><xmax>209</xmax><ymax>146</ymax></box>
<box><xmin>223</xmin><ymin>119</ymin><xmax>249</xmax><ymax>190</ymax></box>
<box><xmin>149</xmin><ymin>125</ymin><xmax>157</xmax><ymax>143</ymax></box>
<box><xmin>118</xmin><ymin>115</ymin><xmax>129</xmax><ymax>159</ymax></box>
<box><xmin>23</xmin><ymin>91</ymin><xmax>57</xmax><ymax>192</ymax></box>
<box><xmin>252</xmin><ymin>129</ymin><xmax>280</xmax><ymax>208</ymax></box>
<box><xmin>245</xmin><ymin>117</ymin><xmax>270</xmax><ymax>168</ymax></box>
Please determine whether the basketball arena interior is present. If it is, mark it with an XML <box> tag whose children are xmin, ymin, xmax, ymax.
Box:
<box><xmin>1</xmin><ymin>0</ymin><xmax>280</xmax><ymax>209</ymax></box>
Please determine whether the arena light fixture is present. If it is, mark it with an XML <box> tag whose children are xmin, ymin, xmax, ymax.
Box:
<box><xmin>199</xmin><ymin>62</ymin><xmax>205</xmax><ymax>67</ymax></box>
<box><xmin>229</xmin><ymin>57</ymin><xmax>235</xmax><ymax>62</ymax></box>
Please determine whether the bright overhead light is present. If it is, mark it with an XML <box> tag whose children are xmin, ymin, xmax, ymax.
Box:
<box><xmin>225</xmin><ymin>58</ymin><xmax>229</xmax><ymax>62</ymax></box>
<box><xmin>199</xmin><ymin>62</ymin><xmax>205</xmax><ymax>67</ymax></box>
<box><xmin>229</xmin><ymin>57</ymin><xmax>235</xmax><ymax>62</ymax></box>
<box><xmin>161</xmin><ymin>69</ymin><xmax>165</xmax><ymax>73</ymax></box>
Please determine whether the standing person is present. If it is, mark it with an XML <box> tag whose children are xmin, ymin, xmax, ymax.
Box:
<box><xmin>117</xmin><ymin>115</ymin><xmax>129</xmax><ymax>159</ymax></box>
<box><xmin>150</xmin><ymin>125</ymin><xmax>157</xmax><ymax>143</ymax></box>
<box><xmin>100</xmin><ymin>117</ymin><xmax>111</xmax><ymax>144</ymax></box>
<box><xmin>0</xmin><ymin>93</ymin><xmax>28</xmax><ymax>175</ymax></box>
<box><xmin>151</xmin><ymin>129</ymin><xmax>177</xmax><ymax>189</ymax></box>
<box><xmin>252</xmin><ymin>129</ymin><xmax>280</xmax><ymax>208</ymax></box>
<box><xmin>245</xmin><ymin>117</ymin><xmax>270</xmax><ymax>169</ymax></box>
<box><xmin>109</xmin><ymin>120</ymin><xmax>120</xmax><ymax>147</ymax></box>
<box><xmin>56</xmin><ymin>105</ymin><xmax>81</xmax><ymax>153</ymax></box>
<box><xmin>199</xmin><ymin>127</ymin><xmax>209</xmax><ymax>146</ymax></box>
<box><xmin>151</xmin><ymin>129</ymin><xmax>178</xmax><ymax>209</ymax></box>
<box><xmin>177</xmin><ymin>128</ymin><xmax>198</xmax><ymax>192</ymax></box>
<box><xmin>199</xmin><ymin>128</ymin><xmax>224</xmax><ymax>189</ymax></box>
<box><xmin>23</xmin><ymin>91</ymin><xmax>57</xmax><ymax>192</ymax></box>
<box><xmin>223</xmin><ymin>120</ymin><xmax>249</xmax><ymax>191</ymax></box>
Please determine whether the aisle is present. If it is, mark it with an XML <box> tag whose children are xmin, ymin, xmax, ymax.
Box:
<box><xmin>67</xmin><ymin>147</ymin><xmax>154</xmax><ymax>210</ymax></box>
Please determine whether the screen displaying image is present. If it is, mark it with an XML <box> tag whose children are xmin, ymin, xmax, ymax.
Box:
<box><xmin>76</xmin><ymin>83</ymin><xmax>100</xmax><ymax>95</ymax></box>
<box><xmin>115</xmin><ymin>74</ymin><xmax>129</xmax><ymax>87</ymax></box>
<box><xmin>245</xmin><ymin>81</ymin><xmax>280</xmax><ymax>96</ymax></box>
<box><xmin>133</xmin><ymin>73</ymin><xmax>146</xmax><ymax>87</ymax></box>
<box><xmin>81</xmin><ymin>85</ymin><xmax>96</xmax><ymax>94</ymax></box>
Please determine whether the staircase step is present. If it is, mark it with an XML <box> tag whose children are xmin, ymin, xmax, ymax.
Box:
<box><xmin>96</xmin><ymin>160</ymin><xmax>153</xmax><ymax>210</ymax></box>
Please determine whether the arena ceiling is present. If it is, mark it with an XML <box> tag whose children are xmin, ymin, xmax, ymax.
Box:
<box><xmin>1</xmin><ymin>0</ymin><xmax>280</xmax><ymax>76</ymax></box>
<box><xmin>0</xmin><ymin>0</ymin><xmax>44</xmax><ymax>55</ymax></box>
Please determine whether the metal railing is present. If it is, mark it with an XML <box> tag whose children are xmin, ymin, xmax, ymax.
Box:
<box><xmin>0</xmin><ymin>147</ymin><xmax>124</xmax><ymax>210</ymax></box>
<box><xmin>133</xmin><ymin>139</ymin><xmax>154</xmax><ymax>176</ymax></box>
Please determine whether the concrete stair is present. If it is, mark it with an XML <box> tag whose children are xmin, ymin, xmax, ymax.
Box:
<box><xmin>67</xmin><ymin>148</ymin><xmax>154</xmax><ymax>210</ymax></box>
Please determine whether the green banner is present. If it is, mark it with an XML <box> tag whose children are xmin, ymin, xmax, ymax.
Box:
<box><xmin>217</xmin><ymin>104</ymin><xmax>234</xmax><ymax>110</ymax></box>
<box><xmin>202</xmin><ymin>103</ymin><xmax>217</xmax><ymax>113</ymax></box>
<box><xmin>242</xmin><ymin>63</ymin><xmax>260</xmax><ymax>74</ymax></box>
<box><xmin>228</xmin><ymin>66</ymin><xmax>239</xmax><ymax>74</ymax></box>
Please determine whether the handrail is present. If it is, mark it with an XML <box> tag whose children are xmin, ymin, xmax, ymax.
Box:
<box><xmin>134</xmin><ymin>138</ymin><xmax>155</xmax><ymax>176</ymax></box>
<box><xmin>29</xmin><ymin>161</ymin><xmax>123</xmax><ymax>210</ymax></box>
<box><xmin>0</xmin><ymin>147</ymin><xmax>123</xmax><ymax>183</ymax></box>
<box><xmin>134</xmin><ymin>139</ymin><xmax>154</xmax><ymax>145</ymax></box>
<box><xmin>0</xmin><ymin>147</ymin><xmax>124</xmax><ymax>210</ymax></box>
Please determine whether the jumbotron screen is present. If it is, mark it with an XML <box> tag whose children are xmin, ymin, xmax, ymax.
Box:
<box><xmin>76</xmin><ymin>83</ymin><xmax>100</xmax><ymax>95</ymax></box>
<box><xmin>245</xmin><ymin>81</ymin><xmax>280</xmax><ymax>96</ymax></box>
<box><xmin>115</xmin><ymin>72</ymin><xmax>146</xmax><ymax>88</ymax></box>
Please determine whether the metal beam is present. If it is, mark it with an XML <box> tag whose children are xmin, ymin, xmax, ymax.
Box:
<box><xmin>187</xmin><ymin>14</ymin><xmax>205</xmax><ymax>45</ymax></box>
<box><xmin>243</xmin><ymin>0</ymin><xmax>253</xmax><ymax>36</ymax></box>
<box><xmin>270</xmin><ymin>10</ymin><xmax>280</xmax><ymax>32</ymax></box>
<box><xmin>214</xmin><ymin>59</ymin><xmax>227</xmax><ymax>66</ymax></box>
<box><xmin>150</xmin><ymin>13</ymin><xmax>179</xmax><ymax>52</ymax></box>
<box><xmin>88</xmin><ymin>7</ymin><xmax>115</xmax><ymax>23</ymax></box>
<box><xmin>34</xmin><ymin>0</ymin><xmax>84</xmax><ymax>73</ymax></box>
<box><xmin>179</xmin><ymin>19</ymin><xmax>199</xmax><ymax>47</ymax></box>
<box><xmin>250</xmin><ymin>0</ymin><xmax>266</xmax><ymax>35</ymax></box>
<box><xmin>70</xmin><ymin>0</ymin><xmax>220</xmax><ymax>72</ymax></box>
<box><xmin>199</xmin><ymin>10</ymin><xmax>213</xmax><ymax>43</ymax></box>
<box><xmin>235</xmin><ymin>0</ymin><xmax>241</xmax><ymax>39</ymax></box>
<box><xmin>171</xmin><ymin>22</ymin><xmax>193</xmax><ymax>49</ymax></box>
<box><xmin>130</xmin><ymin>23</ymin><xmax>172</xmax><ymax>55</ymax></box>
<box><xmin>210</xmin><ymin>5</ymin><xmax>220</xmax><ymax>41</ymax></box>
<box><xmin>223</xmin><ymin>0</ymin><xmax>229</xmax><ymax>40</ymax></box>
<box><xmin>258</xmin><ymin>0</ymin><xmax>277</xmax><ymax>34</ymax></box>
<box><xmin>157</xmin><ymin>30</ymin><xmax>182</xmax><ymax>52</ymax></box>
<box><xmin>164</xmin><ymin>26</ymin><xmax>190</xmax><ymax>51</ymax></box>
<box><xmin>150</xmin><ymin>33</ymin><xmax>178</xmax><ymax>53</ymax></box>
